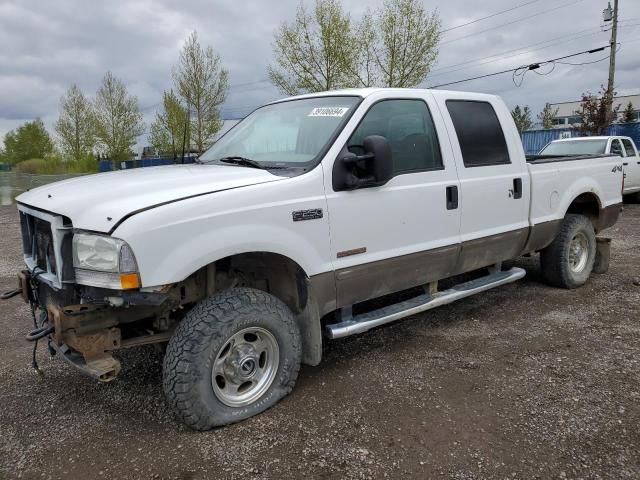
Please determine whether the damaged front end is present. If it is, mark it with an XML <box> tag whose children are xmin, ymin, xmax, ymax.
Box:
<box><xmin>4</xmin><ymin>205</ymin><xmax>206</xmax><ymax>382</ymax></box>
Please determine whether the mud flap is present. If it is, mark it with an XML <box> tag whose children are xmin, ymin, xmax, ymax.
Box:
<box><xmin>593</xmin><ymin>237</ymin><xmax>611</xmax><ymax>274</ymax></box>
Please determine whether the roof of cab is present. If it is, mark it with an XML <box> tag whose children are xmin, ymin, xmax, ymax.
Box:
<box><xmin>268</xmin><ymin>87</ymin><xmax>499</xmax><ymax>104</ymax></box>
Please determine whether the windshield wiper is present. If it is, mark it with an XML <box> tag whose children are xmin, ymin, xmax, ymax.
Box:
<box><xmin>218</xmin><ymin>156</ymin><xmax>284</xmax><ymax>170</ymax></box>
<box><xmin>219</xmin><ymin>156</ymin><xmax>262</xmax><ymax>168</ymax></box>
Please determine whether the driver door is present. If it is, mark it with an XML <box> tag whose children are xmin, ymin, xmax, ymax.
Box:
<box><xmin>322</xmin><ymin>93</ymin><xmax>461</xmax><ymax>308</ymax></box>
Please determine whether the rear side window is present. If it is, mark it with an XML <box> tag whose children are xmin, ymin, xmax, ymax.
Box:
<box><xmin>610</xmin><ymin>139</ymin><xmax>623</xmax><ymax>156</ymax></box>
<box><xmin>621</xmin><ymin>138</ymin><xmax>636</xmax><ymax>156</ymax></box>
<box><xmin>446</xmin><ymin>100</ymin><xmax>510</xmax><ymax>167</ymax></box>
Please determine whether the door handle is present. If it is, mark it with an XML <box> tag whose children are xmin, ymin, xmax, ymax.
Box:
<box><xmin>446</xmin><ymin>185</ymin><xmax>458</xmax><ymax>210</ymax></box>
<box><xmin>623</xmin><ymin>162</ymin><xmax>629</xmax><ymax>166</ymax></box>
<box><xmin>513</xmin><ymin>178</ymin><xmax>523</xmax><ymax>199</ymax></box>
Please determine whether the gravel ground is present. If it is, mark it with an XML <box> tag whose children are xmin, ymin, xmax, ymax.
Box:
<box><xmin>0</xmin><ymin>204</ymin><xmax>639</xmax><ymax>480</ymax></box>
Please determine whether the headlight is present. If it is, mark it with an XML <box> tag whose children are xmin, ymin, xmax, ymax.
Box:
<box><xmin>72</xmin><ymin>233</ymin><xmax>140</xmax><ymax>289</ymax></box>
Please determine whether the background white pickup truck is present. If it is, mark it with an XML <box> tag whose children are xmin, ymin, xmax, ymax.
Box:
<box><xmin>9</xmin><ymin>88</ymin><xmax>623</xmax><ymax>430</ymax></box>
<box><xmin>540</xmin><ymin>135</ymin><xmax>640</xmax><ymax>198</ymax></box>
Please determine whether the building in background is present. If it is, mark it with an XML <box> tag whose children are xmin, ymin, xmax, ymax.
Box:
<box><xmin>549</xmin><ymin>93</ymin><xmax>640</xmax><ymax>128</ymax></box>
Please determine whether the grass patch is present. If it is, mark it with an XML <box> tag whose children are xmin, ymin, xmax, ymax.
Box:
<box><xmin>13</xmin><ymin>156</ymin><xmax>99</xmax><ymax>174</ymax></box>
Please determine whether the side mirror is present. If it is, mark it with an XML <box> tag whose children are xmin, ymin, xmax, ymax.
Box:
<box><xmin>332</xmin><ymin>135</ymin><xmax>393</xmax><ymax>191</ymax></box>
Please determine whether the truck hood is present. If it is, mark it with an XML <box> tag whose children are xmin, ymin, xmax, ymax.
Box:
<box><xmin>16</xmin><ymin>164</ymin><xmax>285</xmax><ymax>233</ymax></box>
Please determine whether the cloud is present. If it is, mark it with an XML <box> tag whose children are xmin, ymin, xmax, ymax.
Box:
<box><xmin>1</xmin><ymin>0</ymin><xmax>639</xmax><ymax>144</ymax></box>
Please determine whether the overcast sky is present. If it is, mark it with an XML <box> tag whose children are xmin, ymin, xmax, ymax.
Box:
<box><xmin>1</xmin><ymin>0</ymin><xmax>639</xmax><ymax>149</ymax></box>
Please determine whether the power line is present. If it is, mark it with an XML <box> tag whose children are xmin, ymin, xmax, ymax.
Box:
<box><xmin>440</xmin><ymin>0</ymin><xmax>544</xmax><ymax>33</ymax></box>
<box><xmin>429</xmin><ymin>45</ymin><xmax>608</xmax><ymax>88</ymax></box>
<box><xmin>429</xmin><ymin>27</ymin><xmax>601</xmax><ymax>77</ymax></box>
<box><xmin>440</xmin><ymin>0</ymin><xmax>584</xmax><ymax>46</ymax></box>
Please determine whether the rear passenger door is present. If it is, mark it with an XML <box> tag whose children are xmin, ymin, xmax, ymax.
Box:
<box><xmin>435</xmin><ymin>96</ymin><xmax>531</xmax><ymax>272</ymax></box>
<box><xmin>620</xmin><ymin>138</ymin><xmax>640</xmax><ymax>192</ymax></box>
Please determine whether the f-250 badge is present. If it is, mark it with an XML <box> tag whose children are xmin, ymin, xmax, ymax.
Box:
<box><xmin>292</xmin><ymin>208</ymin><xmax>323</xmax><ymax>222</ymax></box>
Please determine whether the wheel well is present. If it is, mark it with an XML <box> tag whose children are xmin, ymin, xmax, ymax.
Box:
<box><xmin>566</xmin><ymin>193</ymin><xmax>601</xmax><ymax>231</ymax></box>
<box><xmin>212</xmin><ymin>252</ymin><xmax>309</xmax><ymax>314</ymax></box>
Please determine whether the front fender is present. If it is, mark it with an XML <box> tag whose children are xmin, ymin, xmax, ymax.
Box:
<box><xmin>111</xmin><ymin>169</ymin><xmax>333</xmax><ymax>288</ymax></box>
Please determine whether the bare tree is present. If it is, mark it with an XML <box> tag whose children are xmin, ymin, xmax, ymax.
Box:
<box><xmin>537</xmin><ymin>103</ymin><xmax>559</xmax><ymax>129</ymax></box>
<box><xmin>173</xmin><ymin>31</ymin><xmax>229</xmax><ymax>154</ymax></box>
<box><xmin>268</xmin><ymin>0</ymin><xmax>355</xmax><ymax>95</ymax></box>
<box><xmin>93</xmin><ymin>72</ymin><xmax>144</xmax><ymax>164</ymax></box>
<box><xmin>55</xmin><ymin>85</ymin><xmax>95</xmax><ymax>161</ymax></box>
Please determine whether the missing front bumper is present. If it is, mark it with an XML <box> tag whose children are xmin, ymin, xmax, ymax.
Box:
<box><xmin>48</xmin><ymin>340</ymin><xmax>121</xmax><ymax>382</ymax></box>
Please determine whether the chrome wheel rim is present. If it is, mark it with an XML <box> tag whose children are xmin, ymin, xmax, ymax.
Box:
<box><xmin>568</xmin><ymin>232</ymin><xmax>589</xmax><ymax>273</ymax></box>
<box><xmin>211</xmin><ymin>327</ymin><xmax>279</xmax><ymax>407</ymax></box>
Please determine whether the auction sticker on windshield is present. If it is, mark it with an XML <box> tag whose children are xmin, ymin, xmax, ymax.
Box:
<box><xmin>308</xmin><ymin>107</ymin><xmax>349</xmax><ymax>117</ymax></box>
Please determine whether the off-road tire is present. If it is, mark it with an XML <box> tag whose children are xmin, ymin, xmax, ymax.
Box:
<box><xmin>540</xmin><ymin>214</ymin><xmax>596</xmax><ymax>289</ymax></box>
<box><xmin>163</xmin><ymin>288</ymin><xmax>302</xmax><ymax>430</ymax></box>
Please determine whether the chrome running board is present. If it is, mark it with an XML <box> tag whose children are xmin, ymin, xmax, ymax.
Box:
<box><xmin>325</xmin><ymin>267</ymin><xmax>526</xmax><ymax>339</ymax></box>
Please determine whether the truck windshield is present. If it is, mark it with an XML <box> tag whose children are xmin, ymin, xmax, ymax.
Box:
<box><xmin>540</xmin><ymin>139</ymin><xmax>608</xmax><ymax>155</ymax></box>
<box><xmin>199</xmin><ymin>96</ymin><xmax>360</xmax><ymax>168</ymax></box>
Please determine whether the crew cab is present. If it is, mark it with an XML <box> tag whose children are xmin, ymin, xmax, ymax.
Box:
<box><xmin>4</xmin><ymin>88</ymin><xmax>623</xmax><ymax>430</ymax></box>
<box><xmin>540</xmin><ymin>135</ymin><xmax>640</xmax><ymax>199</ymax></box>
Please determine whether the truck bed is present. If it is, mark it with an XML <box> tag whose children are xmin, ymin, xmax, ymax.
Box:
<box><xmin>526</xmin><ymin>153</ymin><xmax>622</xmax><ymax>228</ymax></box>
<box><xmin>525</xmin><ymin>154</ymin><xmax>617</xmax><ymax>164</ymax></box>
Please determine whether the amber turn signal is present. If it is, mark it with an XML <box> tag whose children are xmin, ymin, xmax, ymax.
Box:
<box><xmin>120</xmin><ymin>273</ymin><xmax>141</xmax><ymax>289</ymax></box>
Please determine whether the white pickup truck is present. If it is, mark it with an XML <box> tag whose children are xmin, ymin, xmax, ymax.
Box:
<box><xmin>5</xmin><ymin>88</ymin><xmax>623</xmax><ymax>430</ymax></box>
<box><xmin>540</xmin><ymin>135</ymin><xmax>640</xmax><ymax>199</ymax></box>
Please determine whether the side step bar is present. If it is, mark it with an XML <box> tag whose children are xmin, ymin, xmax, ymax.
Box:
<box><xmin>325</xmin><ymin>267</ymin><xmax>526</xmax><ymax>339</ymax></box>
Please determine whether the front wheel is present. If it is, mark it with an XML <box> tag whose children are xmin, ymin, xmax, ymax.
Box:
<box><xmin>163</xmin><ymin>288</ymin><xmax>301</xmax><ymax>430</ymax></box>
<box><xmin>540</xmin><ymin>214</ymin><xmax>596</xmax><ymax>289</ymax></box>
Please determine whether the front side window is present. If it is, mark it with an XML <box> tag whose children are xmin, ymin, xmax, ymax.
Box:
<box><xmin>446</xmin><ymin>100</ymin><xmax>510</xmax><ymax>167</ymax></box>
<box><xmin>621</xmin><ymin>138</ymin><xmax>636</xmax><ymax>156</ymax></box>
<box><xmin>200</xmin><ymin>96</ymin><xmax>360</xmax><ymax>168</ymax></box>
<box><xmin>347</xmin><ymin>99</ymin><xmax>443</xmax><ymax>174</ymax></box>
<box><xmin>610</xmin><ymin>139</ymin><xmax>624</xmax><ymax>156</ymax></box>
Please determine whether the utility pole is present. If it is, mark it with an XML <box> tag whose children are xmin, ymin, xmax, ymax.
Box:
<box><xmin>605</xmin><ymin>0</ymin><xmax>619</xmax><ymax>118</ymax></box>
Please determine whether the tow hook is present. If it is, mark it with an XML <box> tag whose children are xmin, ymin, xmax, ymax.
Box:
<box><xmin>0</xmin><ymin>288</ymin><xmax>22</xmax><ymax>300</ymax></box>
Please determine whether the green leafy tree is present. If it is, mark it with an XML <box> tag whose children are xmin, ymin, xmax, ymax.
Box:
<box><xmin>621</xmin><ymin>101</ymin><xmax>635</xmax><ymax>123</ymax></box>
<box><xmin>511</xmin><ymin>105</ymin><xmax>533</xmax><ymax>133</ymax></box>
<box><xmin>54</xmin><ymin>84</ymin><xmax>95</xmax><ymax>161</ymax></box>
<box><xmin>537</xmin><ymin>103</ymin><xmax>559</xmax><ymax>129</ymax></box>
<box><xmin>173</xmin><ymin>31</ymin><xmax>229</xmax><ymax>154</ymax></box>
<box><xmin>576</xmin><ymin>86</ymin><xmax>620</xmax><ymax>135</ymax></box>
<box><xmin>268</xmin><ymin>0</ymin><xmax>354</xmax><ymax>95</ymax></box>
<box><xmin>93</xmin><ymin>71</ymin><xmax>145</xmax><ymax>165</ymax></box>
<box><xmin>268</xmin><ymin>0</ymin><xmax>441</xmax><ymax>93</ymax></box>
<box><xmin>362</xmin><ymin>0</ymin><xmax>441</xmax><ymax>88</ymax></box>
<box><xmin>2</xmin><ymin>119</ymin><xmax>54</xmax><ymax>164</ymax></box>
<box><xmin>149</xmin><ymin>90</ymin><xmax>188</xmax><ymax>158</ymax></box>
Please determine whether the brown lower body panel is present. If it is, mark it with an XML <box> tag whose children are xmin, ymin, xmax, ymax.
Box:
<box><xmin>334</xmin><ymin>244</ymin><xmax>460</xmax><ymax>309</ymax></box>
<box><xmin>310</xmin><ymin>219</ymin><xmax>574</xmax><ymax>314</ymax></box>
<box><xmin>597</xmin><ymin>202</ymin><xmax>622</xmax><ymax>232</ymax></box>
<box><xmin>454</xmin><ymin>227</ymin><xmax>529</xmax><ymax>275</ymax></box>
<box><xmin>522</xmin><ymin>219</ymin><xmax>562</xmax><ymax>253</ymax></box>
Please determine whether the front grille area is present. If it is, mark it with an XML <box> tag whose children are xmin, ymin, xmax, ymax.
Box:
<box><xmin>18</xmin><ymin>207</ymin><xmax>73</xmax><ymax>289</ymax></box>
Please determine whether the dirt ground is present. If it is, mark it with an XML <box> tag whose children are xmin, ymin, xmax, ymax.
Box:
<box><xmin>0</xmin><ymin>204</ymin><xmax>639</xmax><ymax>480</ymax></box>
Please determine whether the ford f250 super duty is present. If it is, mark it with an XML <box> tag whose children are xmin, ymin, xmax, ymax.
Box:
<box><xmin>3</xmin><ymin>88</ymin><xmax>623</xmax><ymax>430</ymax></box>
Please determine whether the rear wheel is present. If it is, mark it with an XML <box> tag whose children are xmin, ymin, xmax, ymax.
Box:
<box><xmin>163</xmin><ymin>288</ymin><xmax>301</xmax><ymax>430</ymax></box>
<box><xmin>540</xmin><ymin>214</ymin><xmax>596</xmax><ymax>289</ymax></box>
